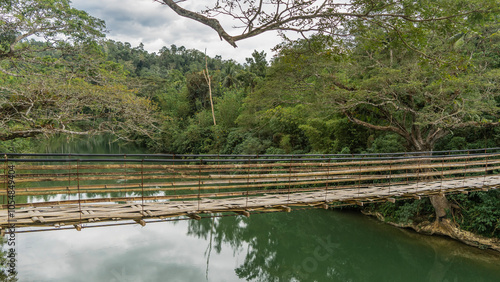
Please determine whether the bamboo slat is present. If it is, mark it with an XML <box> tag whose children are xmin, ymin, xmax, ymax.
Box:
<box><xmin>2</xmin><ymin>164</ymin><xmax>498</xmax><ymax>196</ymax></box>
<box><xmin>1</xmin><ymin>175</ymin><xmax>499</xmax><ymax>228</ymax></box>
<box><xmin>10</xmin><ymin>152</ymin><xmax>500</xmax><ymax>170</ymax></box>
<box><xmin>2</xmin><ymin>158</ymin><xmax>498</xmax><ymax>184</ymax></box>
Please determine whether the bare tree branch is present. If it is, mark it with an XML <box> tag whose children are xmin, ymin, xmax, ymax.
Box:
<box><xmin>344</xmin><ymin>111</ymin><xmax>410</xmax><ymax>140</ymax></box>
<box><xmin>159</xmin><ymin>0</ymin><xmax>238</xmax><ymax>47</ymax></box>
<box><xmin>156</xmin><ymin>0</ymin><xmax>496</xmax><ymax>47</ymax></box>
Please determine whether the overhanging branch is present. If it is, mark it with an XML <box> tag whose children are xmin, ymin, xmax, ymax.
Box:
<box><xmin>344</xmin><ymin>111</ymin><xmax>410</xmax><ymax>140</ymax></box>
<box><xmin>156</xmin><ymin>0</ymin><xmax>496</xmax><ymax>47</ymax></box>
<box><xmin>160</xmin><ymin>0</ymin><xmax>238</xmax><ymax>47</ymax></box>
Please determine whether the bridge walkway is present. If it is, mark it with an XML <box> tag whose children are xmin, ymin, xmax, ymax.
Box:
<box><xmin>2</xmin><ymin>148</ymin><xmax>499</xmax><ymax>232</ymax></box>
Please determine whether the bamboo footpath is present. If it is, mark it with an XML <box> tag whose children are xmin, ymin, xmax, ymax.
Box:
<box><xmin>1</xmin><ymin>148</ymin><xmax>500</xmax><ymax>232</ymax></box>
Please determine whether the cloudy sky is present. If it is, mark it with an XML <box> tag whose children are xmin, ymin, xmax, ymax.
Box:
<box><xmin>71</xmin><ymin>0</ymin><xmax>284</xmax><ymax>63</ymax></box>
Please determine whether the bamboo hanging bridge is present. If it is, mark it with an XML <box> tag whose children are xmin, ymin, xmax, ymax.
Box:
<box><xmin>2</xmin><ymin>148</ymin><xmax>500</xmax><ymax>233</ymax></box>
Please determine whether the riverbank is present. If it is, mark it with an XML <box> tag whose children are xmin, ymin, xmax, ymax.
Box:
<box><xmin>361</xmin><ymin>190</ymin><xmax>500</xmax><ymax>252</ymax></box>
<box><xmin>362</xmin><ymin>210</ymin><xmax>500</xmax><ymax>252</ymax></box>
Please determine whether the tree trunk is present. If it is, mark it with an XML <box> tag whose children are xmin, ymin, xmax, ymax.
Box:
<box><xmin>429</xmin><ymin>194</ymin><xmax>451</xmax><ymax>221</ymax></box>
<box><xmin>203</xmin><ymin>51</ymin><xmax>216</xmax><ymax>126</ymax></box>
<box><xmin>413</xmin><ymin>139</ymin><xmax>452</xmax><ymax>223</ymax></box>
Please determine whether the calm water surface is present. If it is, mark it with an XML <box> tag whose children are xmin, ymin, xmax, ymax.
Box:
<box><xmin>14</xmin><ymin>210</ymin><xmax>500</xmax><ymax>281</ymax></box>
<box><xmin>6</xmin><ymin>136</ymin><xmax>500</xmax><ymax>281</ymax></box>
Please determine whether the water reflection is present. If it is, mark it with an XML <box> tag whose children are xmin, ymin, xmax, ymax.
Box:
<box><xmin>10</xmin><ymin>209</ymin><xmax>500</xmax><ymax>281</ymax></box>
<box><xmin>15</xmin><ymin>220</ymin><xmax>244</xmax><ymax>281</ymax></box>
<box><xmin>188</xmin><ymin>210</ymin><xmax>500</xmax><ymax>282</ymax></box>
<box><xmin>0</xmin><ymin>237</ymin><xmax>17</xmax><ymax>281</ymax></box>
<box><xmin>35</xmin><ymin>134</ymin><xmax>144</xmax><ymax>155</ymax></box>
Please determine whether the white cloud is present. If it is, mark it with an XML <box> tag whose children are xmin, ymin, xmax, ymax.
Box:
<box><xmin>71</xmin><ymin>0</ymin><xmax>284</xmax><ymax>63</ymax></box>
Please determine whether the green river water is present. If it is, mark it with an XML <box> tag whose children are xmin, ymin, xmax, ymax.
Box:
<box><xmin>5</xmin><ymin>136</ymin><xmax>500</xmax><ymax>281</ymax></box>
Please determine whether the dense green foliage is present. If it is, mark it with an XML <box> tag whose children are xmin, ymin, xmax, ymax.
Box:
<box><xmin>365</xmin><ymin>190</ymin><xmax>500</xmax><ymax>239</ymax></box>
<box><xmin>127</xmin><ymin>1</ymin><xmax>499</xmax><ymax>155</ymax></box>
<box><xmin>1</xmin><ymin>0</ymin><xmax>499</xmax><ymax>241</ymax></box>
<box><xmin>0</xmin><ymin>0</ymin><xmax>160</xmax><ymax>143</ymax></box>
<box><xmin>3</xmin><ymin>1</ymin><xmax>498</xmax><ymax>154</ymax></box>
<box><xmin>449</xmin><ymin>190</ymin><xmax>500</xmax><ymax>238</ymax></box>
<box><xmin>368</xmin><ymin>198</ymin><xmax>435</xmax><ymax>225</ymax></box>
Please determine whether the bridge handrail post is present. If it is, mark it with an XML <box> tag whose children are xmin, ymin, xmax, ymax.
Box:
<box><xmin>440</xmin><ymin>155</ymin><xmax>444</xmax><ymax>193</ymax></box>
<box><xmin>217</xmin><ymin>153</ymin><xmax>220</xmax><ymax>195</ymax></box>
<box><xmin>67</xmin><ymin>158</ymin><xmax>71</xmax><ymax>202</ymax></box>
<box><xmin>123</xmin><ymin>154</ymin><xmax>127</xmax><ymax>187</ymax></box>
<box><xmin>416</xmin><ymin>154</ymin><xmax>420</xmax><ymax>194</ymax></box>
<box><xmin>483</xmin><ymin>148</ymin><xmax>488</xmax><ymax>186</ymax></box>
<box><xmin>463</xmin><ymin>150</ymin><xmax>469</xmax><ymax>187</ymax></box>
<box><xmin>141</xmin><ymin>159</ymin><xmax>144</xmax><ymax>213</ymax></box>
<box><xmin>3</xmin><ymin>154</ymin><xmax>7</xmax><ymax>207</ymax></box>
<box><xmin>405</xmin><ymin>152</ymin><xmax>409</xmax><ymax>185</ymax></box>
<box><xmin>287</xmin><ymin>156</ymin><xmax>292</xmax><ymax>203</ymax></box>
<box><xmin>198</xmin><ymin>159</ymin><xmax>202</xmax><ymax>211</ymax></box>
<box><xmin>357</xmin><ymin>154</ymin><xmax>362</xmax><ymax>197</ymax></box>
<box><xmin>388</xmin><ymin>158</ymin><xmax>392</xmax><ymax>196</ymax></box>
<box><xmin>246</xmin><ymin>157</ymin><xmax>250</xmax><ymax>208</ymax></box>
<box><xmin>324</xmin><ymin>157</ymin><xmax>330</xmax><ymax>202</ymax></box>
<box><xmin>77</xmin><ymin>159</ymin><xmax>82</xmax><ymax>228</ymax></box>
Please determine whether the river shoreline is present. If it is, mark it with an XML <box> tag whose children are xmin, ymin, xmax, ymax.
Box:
<box><xmin>361</xmin><ymin>210</ymin><xmax>500</xmax><ymax>253</ymax></box>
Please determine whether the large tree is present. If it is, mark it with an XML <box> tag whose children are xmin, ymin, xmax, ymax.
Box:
<box><xmin>328</xmin><ymin>8</ymin><xmax>500</xmax><ymax>152</ymax></box>
<box><xmin>0</xmin><ymin>0</ymin><xmax>105</xmax><ymax>70</ymax></box>
<box><xmin>331</xmin><ymin>11</ymin><xmax>500</xmax><ymax>222</ymax></box>
<box><xmin>232</xmin><ymin>2</ymin><xmax>500</xmax><ymax>224</ymax></box>
<box><xmin>0</xmin><ymin>0</ymin><xmax>161</xmax><ymax>142</ymax></box>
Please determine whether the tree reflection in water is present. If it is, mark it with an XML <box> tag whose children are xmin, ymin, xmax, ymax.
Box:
<box><xmin>187</xmin><ymin>209</ymin><xmax>500</xmax><ymax>282</ymax></box>
<box><xmin>1</xmin><ymin>237</ymin><xmax>17</xmax><ymax>282</ymax></box>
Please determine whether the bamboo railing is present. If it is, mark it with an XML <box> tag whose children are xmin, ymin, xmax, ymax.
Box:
<box><xmin>2</xmin><ymin>148</ymin><xmax>499</xmax><ymax>210</ymax></box>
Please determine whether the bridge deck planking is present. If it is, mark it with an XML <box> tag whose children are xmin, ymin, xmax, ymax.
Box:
<box><xmin>1</xmin><ymin>175</ymin><xmax>498</xmax><ymax>230</ymax></box>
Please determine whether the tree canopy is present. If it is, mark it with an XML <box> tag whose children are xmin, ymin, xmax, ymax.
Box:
<box><xmin>327</xmin><ymin>11</ymin><xmax>500</xmax><ymax>151</ymax></box>
<box><xmin>0</xmin><ymin>0</ymin><xmax>161</xmax><ymax>142</ymax></box>
<box><xmin>232</xmin><ymin>1</ymin><xmax>500</xmax><ymax>152</ymax></box>
<box><xmin>0</xmin><ymin>0</ymin><xmax>105</xmax><ymax>67</ymax></box>
<box><xmin>1</xmin><ymin>0</ymin><xmax>499</xmax><ymax>154</ymax></box>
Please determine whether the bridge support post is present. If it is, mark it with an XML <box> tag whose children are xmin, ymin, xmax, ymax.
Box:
<box><xmin>187</xmin><ymin>213</ymin><xmax>202</xmax><ymax>220</ymax></box>
<box><xmin>278</xmin><ymin>205</ymin><xmax>292</xmax><ymax>212</ymax></box>
<box><xmin>235</xmin><ymin>211</ymin><xmax>250</xmax><ymax>217</ymax></box>
<box><xmin>135</xmin><ymin>219</ymin><xmax>146</xmax><ymax>226</ymax></box>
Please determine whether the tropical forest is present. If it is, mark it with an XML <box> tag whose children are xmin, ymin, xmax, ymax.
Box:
<box><xmin>1</xmin><ymin>0</ymin><xmax>500</xmax><ymax>280</ymax></box>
